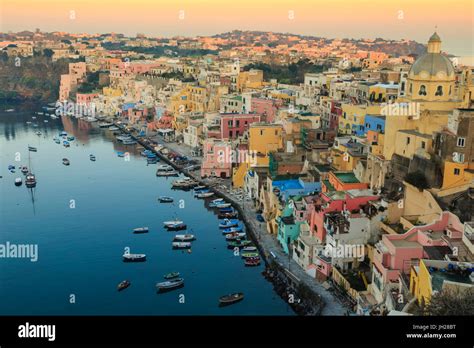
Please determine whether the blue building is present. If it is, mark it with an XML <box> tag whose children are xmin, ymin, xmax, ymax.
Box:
<box><xmin>363</xmin><ymin>115</ymin><xmax>386</xmax><ymax>135</ymax></box>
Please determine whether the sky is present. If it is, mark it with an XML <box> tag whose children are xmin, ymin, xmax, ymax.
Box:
<box><xmin>1</xmin><ymin>0</ymin><xmax>473</xmax><ymax>55</ymax></box>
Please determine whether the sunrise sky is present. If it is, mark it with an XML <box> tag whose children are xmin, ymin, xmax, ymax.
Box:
<box><xmin>1</xmin><ymin>0</ymin><xmax>473</xmax><ymax>55</ymax></box>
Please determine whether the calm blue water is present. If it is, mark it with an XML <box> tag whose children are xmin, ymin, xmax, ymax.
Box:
<box><xmin>0</xmin><ymin>111</ymin><xmax>292</xmax><ymax>315</ymax></box>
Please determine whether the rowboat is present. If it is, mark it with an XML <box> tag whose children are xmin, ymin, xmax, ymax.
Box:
<box><xmin>90</xmin><ymin>154</ymin><xmax>96</xmax><ymax>161</ymax></box>
<box><xmin>219</xmin><ymin>219</ymin><xmax>239</xmax><ymax>228</ymax></box>
<box><xmin>219</xmin><ymin>207</ymin><xmax>234</xmax><ymax>213</ymax></box>
<box><xmin>242</xmin><ymin>246</ymin><xmax>258</xmax><ymax>252</ymax></box>
<box><xmin>174</xmin><ymin>234</ymin><xmax>195</xmax><ymax>241</ymax></box>
<box><xmin>156</xmin><ymin>278</ymin><xmax>184</xmax><ymax>292</ymax></box>
<box><xmin>172</xmin><ymin>242</ymin><xmax>192</xmax><ymax>249</ymax></box>
<box><xmin>219</xmin><ymin>293</ymin><xmax>244</xmax><ymax>306</ymax></box>
<box><xmin>158</xmin><ymin>196</ymin><xmax>174</xmax><ymax>203</ymax></box>
<box><xmin>122</xmin><ymin>253</ymin><xmax>147</xmax><ymax>262</ymax></box>
<box><xmin>215</xmin><ymin>203</ymin><xmax>231</xmax><ymax>208</ymax></box>
<box><xmin>156</xmin><ymin>170</ymin><xmax>179</xmax><ymax>177</ymax></box>
<box><xmin>225</xmin><ymin>232</ymin><xmax>246</xmax><ymax>241</ymax></box>
<box><xmin>15</xmin><ymin>177</ymin><xmax>22</xmax><ymax>186</ymax></box>
<box><xmin>164</xmin><ymin>272</ymin><xmax>180</xmax><ymax>279</ymax></box>
<box><xmin>21</xmin><ymin>166</ymin><xmax>28</xmax><ymax>174</ymax></box>
<box><xmin>133</xmin><ymin>227</ymin><xmax>149</xmax><ymax>234</ymax></box>
<box><xmin>62</xmin><ymin>158</ymin><xmax>70</xmax><ymax>166</ymax></box>
<box><xmin>28</xmin><ymin>146</ymin><xmax>37</xmax><ymax>152</ymax></box>
<box><xmin>166</xmin><ymin>223</ymin><xmax>187</xmax><ymax>231</ymax></box>
<box><xmin>194</xmin><ymin>185</ymin><xmax>207</xmax><ymax>191</ymax></box>
<box><xmin>218</xmin><ymin>212</ymin><xmax>238</xmax><ymax>219</ymax></box>
<box><xmin>222</xmin><ymin>226</ymin><xmax>243</xmax><ymax>234</ymax></box>
<box><xmin>241</xmin><ymin>252</ymin><xmax>259</xmax><ymax>259</ymax></box>
<box><xmin>117</xmin><ymin>280</ymin><xmax>131</xmax><ymax>291</ymax></box>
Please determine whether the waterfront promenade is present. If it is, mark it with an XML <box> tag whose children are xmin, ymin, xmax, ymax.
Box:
<box><xmin>137</xmin><ymin>131</ymin><xmax>347</xmax><ymax>315</ymax></box>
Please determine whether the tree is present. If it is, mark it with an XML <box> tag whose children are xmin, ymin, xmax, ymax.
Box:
<box><xmin>43</xmin><ymin>48</ymin><xmax>54</xmax><ymax>58</ymax></box>
<box><xmin>424</xmin><ymin>288</ymin><xmax>474</xmax><ymax>316</ymax></box>
<box><xmin>405</xmin><ymin>171</ymin><xmax>429</xmax><ymax>190</ymax></box>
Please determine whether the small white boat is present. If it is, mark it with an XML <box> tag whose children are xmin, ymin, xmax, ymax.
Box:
<box><xmin>196</xmin><ymin>192</ymin><xmax>214</xmax><ymax>198</ymax></box>
<box><xmin>174</xmin><ymin>234</ymin><xmax>195</xmax><ymax>241</ymax></box>
<box><xmin>15</xmin><ymin>177</ymin><xmax>22</xmax><ymax>186</ymax></box>
<box><xmin>122</xmin><ymin>253</ymin><xmax>146</xmax><ymax>262</ymax></box>
<box><xmin>35</xmin><ymin>131</ymin><xmax>42</xmax><ymax>136</ymax></box>
<box><xmin>163</xmin><ymin>220</ymin><xmax>184</xmax><ymax>228</ymax></box>
<box><xmin>156</xmin><ymin>170</ymin><xmax>179</xmax><ymax>177</ymax></box>
<box><xmin>133</xmin><ymin>227</ymin><xmax>149</xmax><ymax>234</ymax></box>
<box><xmin>242</xmin><ymin>246</ymin><xmax>257</xmax><ymax>252</ymax></box>
<box><xmin>194</xmin><ymin>185</ymin><xmax>207</xmax><ymax>191</ymax></box>
<box><xmin>157</xmin><ymin>164</ymin><xmax>174</xmax><ymax>171</ymax></box>
<box><xmin>172</xmin><ymin>242</ymin><xmax>192</xmax><ymax>249</ymax></box>
<box><xmin>5</xmin><ymin>108</ymin><xmax>14</xmax><ymax>112</ymax></box>
<box><xmin>225</xmin><ymin>232</ymin><xmax>246</xmax><ymax>241</ymax></box>
<box><xmin>158</xmin><ymin>196</ymin><xmax>174</xmax><ymax>203</ymax></box>
<box><xmin>215</xmin><ymin>203</ymin><xmax>232</xmax><ymax>208</ymax></box>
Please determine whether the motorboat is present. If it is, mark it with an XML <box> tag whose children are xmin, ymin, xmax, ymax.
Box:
<box><xmin>241</xmin><ymin>252</ymin><xmax>260</xmax><ymax>259</ymax></box>
<box><xmin>54</xmin><ymin>138</ymin><xmax>60</xmax><ymax>144</ymax></box>
<box><xmin>219</xmin><ymin>293</ymin><xmax>244</xmax><ymax>306</ymax></box>
<box><xmin>63</xmin><ymin>141</ymin><xmax>70</xmax><ymax>147</ymax></box>
<box><xmin>157</xmin><ymin>164</ymin><xmax>174</xmax><ymax>171</ymax></box>
<box><xmin>219</xmin><ymin>219</ymin><xmax>239</xmax><ymax>228</ymax></box>
<box><xmin>156</xmin><ymin>278</ymin><xmax>184</xmax><ymax>292</ymax></box>
<box><xmin>222</xmin><ymin>226</ymin><xmax>243</xmax><ymax>234</ymax></box>
<box><xmin>35</xmin><ymin>131</ymin><xmax>42</xmax><ymax>136</ymax></box>
<box><xmin>122</xmin><ymin>139</ymin><xmax>137</xmax><ymax>145</ymax></box>
<box><xmin>166</xmin><ymin>223</ymin><xmax>187</xmax><ymax>231</ymax></box>
<box><xmin>172</xmin><ymin>242</ymin><xmax>192</xmax><ymax>249</ymax></box>
<box><xmin>193</xmin><ymin>185</ymin><xmax>207</xmax><ymax>191</ymax></box>
<box><xmin>59</xmin><ymin>131</ymin><xmax>67</xmax><ymax>136</ymax></box>
<box><xmin>62</xmin><ymin>158</ymin><xmax>70</xmax><ymax>166</ymax></box>
<box><xmin>245</xmin><ymin>258</ymin><xmax>261</xmax><ymax>267</ymax></box>
<box><xmin>156</xmin><ymin>170</ymin><xmax>179</xmax><ymax>177</ymax></box>
<box><xmin>242</xmin><ymin>246</ymin><xmax>258</xmax><ymax>252</ymax></box>
<box><xmin>133</xmin><ymin>227</ymin><xmax>149</xmax><ymax>234</ymax></box>
<box><xmin>108</xmin><ymin>126</ymin><xmax>119</xmax><ymax>131</ymax></box>
<box><xmin>225</xmin><ymin>232</ymin><xmax>246</xmax><ymax>241</ymax></box>
<box><xmin>21</xmin><ymin>166</ymin><xmax>28</xmax><ymax>174</ymax></box>
<box><xmin>227</xmin><ymin>240</ymin><xmax>252</xmax><ymax>248</ymax></box>
<box><xmin>174</xmin><ymin>234</ymin><xmax>195</xmax><ymax>241</ymax></box>
<box><xmin>158</xmin><ymin>196</ymin><xmax>174</xmax><ymax>203</ymax></box>
<box><xmin>67</xmin><ymin>136</ymin><xmax>75</xmax><ymax>141</ymax></box>
<box><xmin>196</xmin><ymin>192</ymin><xmax>214</xmax><ymax>198</ymax></box>
<box><xmin>219</xmin><ymin>207</ymin><xmax>234</xmax><ymax>213</ymax></box>
<box><xmin>163</xmin><ymin>220</ymin><xmax>184</xmax><ymax>228</ymax></box>
<box><xmin>117</xmin><ymin>280</ymin><xmax>131</xmax><ymax>291</ymax></box>
<box><xmin>90</xmin><ymin>154</ymin><xmax>96</xmax><ymax>161</ymax></box>
<box><xmin>122</xmin><ymin>253</ymin><xmax>146</xmax><ymax>262</ymax></box>
<box><xmin>164</xmin><ymin>272</ymin><xmax>180</xmax><ymax>279</ymax></box>
<box><xmin>15</xmin><ymin>177</ymin><xmax>22</xmax><ymax>186</ymax></box>
<box><xmin>99</xmin><ymin>122</ymin><xmax>113</xmax><ymax>128</ymax></box>
<box><xmin>218</xmin><ymin>212</ymin><xmax>238</xmax><ymax>219</ymax></box>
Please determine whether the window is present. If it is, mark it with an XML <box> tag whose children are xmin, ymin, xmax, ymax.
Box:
<box><xmin>275</xmin><ymin>130</ymin><xmax>278</xmax><ymax>135</ymax></box>
<box><xmin>457</xmin><ymin>137</ymin><xmax>466</xmax><ymax>147</ymax></box>
<box><xmin>401</xmin><ymin>82</ymin><xmax>405</xmax><ymax>91</ymax></box>
<box><xmin>260</xmin><ymin>130</ymin><xmax>263</xmax><ymax>136</ymax></box>
<box><xmin>421</xmin><ymin>141</ymin><xmax>426</xmax><ymax>149</ymax></box>
<box><xmin>454</xmin><ymin>168</ymin><xmax>461</xmax><ymax>175</ymax></box>
<box><xmin>229</xmin><ymin>131</ymin><xmax>233</xmax><ymax>137</ymax></box>
<box><xmin>409</xmin><ymin>83</ymin><xmax>413</xmax><ymax>94</ymax></box>
<box><xmin>376</xmin><ymin>124</ymin><xmax>382</xmax><ymax>131</ymax></box>
<box><xmin>406</xmin><ymin>137</ymin><xmax>411</xmax><ymax>145</ymax></box>
<box><xmin>449</xmin><ymin>86</ymin><xmax>452</xmax><ymax>95</ymax></box>
<box><xmin>227</xmin><ymin>120</ymin><xmax>232</xmax><ymax>127</ymax></box>
<box><xmin>236</xmin><ymin>120</ymin><xmax>240</xmax><ymax>127</ymax></box>
<box><xmin>419</xmin><ymin>85</ymin><xmax>427</xmax><ymax>96</ymax></box>
<box><xmin>435</xmin><ymin>86</ymin><xmax>443</xmax><ymax>96</ymax></box>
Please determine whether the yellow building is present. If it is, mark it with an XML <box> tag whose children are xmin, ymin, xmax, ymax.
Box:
<box><xmin>103</xmin><ymin>86</ymin><xmax>122</xmax><ymax>97</ymax></box>
<box><xmin>339</xmin><ymin>104</ymin><xmax>381</xmax><ymax>135</ymax></box>
<box><xmin>232</xmin><ymin>123</ymin><xmax>284</xmax><ymax>187</ymax></box>
<box><xmin>237</xmin><ymin>69</ymin><xmax>264</xmax><ymax>92</ymax></box>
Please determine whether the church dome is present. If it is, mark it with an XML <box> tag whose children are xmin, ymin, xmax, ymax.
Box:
<box><xmin>409</xmin><ymin>53</ymin><xmax>455</xmax><ymax>77</ymax></box>
<box><xmin>408</xmin><ymin>32</ymin><xmax>455</xmax><ymax>79</ymax></box>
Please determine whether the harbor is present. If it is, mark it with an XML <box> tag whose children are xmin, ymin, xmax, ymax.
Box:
<box><xmin>0</xmin><ymin>111</ymin><xmax>292</xmax><ymax>316</ymax></box>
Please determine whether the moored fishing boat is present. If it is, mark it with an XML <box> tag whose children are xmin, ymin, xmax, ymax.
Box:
<box><xmin>25</xmin><ymin>173</ymin><xmax>36</xmax><ymax>188</ymax></box>
<box><xmin>219</xmin><ymin>219</ymin><xmax>239</xmax><ymax>228</ymax></box>
<box><xmin>172</xmin><ymin>242</ymin><xmax>191</xmax><ymax>249</ymax></box>
<box><xmin>227</xmin><ymin>240</ymin><xmax>252</xmax><ymax>248</ymax></box>
<box><xmin>218</xmin><ymin>212</ymin><xmax>239</xmax><ymax>219</ymax></box>
<box><xmin>14</xmin><ymin>177</ymin><xmax>22</xmax><ymax>186</ymax></box>
<box><xmin>219</xmin><ymin>293</ymin><xmax>244</xmax><ymax>307</ymax></box>
<box><xmin>195</xmin><ymin>191</ymin><xmax>214</xmax><ymax>198</ymax></box>
<box><xmin>242</xmin><ymin>246</ymin><xmax>258</xmax><ymax>252</ymax></box>
<box><xmin>62</xmin><ymin>158</ymin><xmax>70</xmax><ymax>166</ymax></box>
<box><xmin>244</xmin><ymin>257</ymin><xmax>261</xmax><ymax>267</ymax></box>
<box><xmin>156</xmin><ymin>278</ymin><xmax>184</xmax><ymax>292</ymax></box>
<box><xmin>122</xmin><ymin>253</ymin><xmax>147</xmax><ymax>262</ymax></box>
<box><xmin>158</xmin><ymin>196</ymin><xmax>174</xmax><ymax>203</ymax></box>
<box><xmin>164</xmin><ymin>272</ymin><xmax>180</xmax><ymax>279</ymax></box>
<box><xmin>215</xmin><ymin>202</ymin><xmax>232</xmax><ymax>208</ymax></box>
<box><xmin>225</xmin><ymin>232</ymin><xmax>246</xmax><ymax>241</ymax></box>
<box><xmin>133</xmin><ymin>227</ymin><xmax>149</xmax><ymax>234</ymax></box>
<box><xmin>166</xmin><ymin>223</ymin><xmax>187</xmax><ymax>231</ymax></box>
<box><xmin>90</xmin><ymin>154</ymin><xmax>96</xmax><ymax>161</ymax></box>
<box><xmin>21</xmin><ymin>166</ymin><xmax>28</xmax><ymax>174</ymax></box>
<box><xmin>173</xmin><ymin>234</ymin><xmax>195</xmax><ymax>241</ymax></box>
<box><xmin>156</xmin><ymin>170</ymin><xmax>179</xmax><ymax>177</ymax></box>
<box><xmin>222</xmin><ymin>226</ymin><xmax>243</xmax><ymax>234</ymax></box>
<box><xmin>117</xmin><ymin>280</ymin><xmax>131</xmax><ymax>291</ymax></box>
<box><xmin>241</xmin><ymin>251</ymin><xmax>260</xmax><ymax>259</ymax></box>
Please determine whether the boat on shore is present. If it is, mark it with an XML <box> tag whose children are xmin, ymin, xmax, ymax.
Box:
<box><xmin>156</xmin><ymin>278</ymin><xmax>184</xmax><ymax>292</ymax></box>
<box><xmin>133</xmin><ymin>227</ymin><xmax>149</xmax><ymax>234</ymax></box>
<box><xmin>172</xmin><ymin>242</ymin><xmax>191</xmax><ymax>249</ymax></box>
<box><xmin>164</xmin><ymin>272</ymin><xmax>180</xmax><ymax>279</ymax></box>
<box><xmin>62</xmin><ymin>158</ymin><xmax>70</xmax><ymax>166</ymax></box>
<box><xmin>219</xmin><ymin>293</ymin><xmax>244</xmax><ymax>307</ymax></box>
<box><xmin>158</xmin><ymin>196</ymin><xmax>174</xmax><ymax>203</ymax></box>
<box><xmin>122</xmin><ymin>253</ymin><xmax>147</xmax><ymax>262</ymax></box>
<box><xmin>117</xmin><ymin>280</ymin><xmax>131</xmax><ymax>291</ymax></box>
<box><xmin>15</xmin><ymin>177</ymin><xmax>22</xmax><ymax>186</ymax></box>
<box><xmin>174</xmin><ymin>234</ymin><xmax>195</xmax><ymax>241</ymax></box>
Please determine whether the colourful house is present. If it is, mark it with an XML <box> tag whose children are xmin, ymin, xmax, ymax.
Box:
<box><xmin>220</xmin><ymin>113</ymin><xmax>261</xmax><ymax>139</ymax></box>
<box><xmin>322</xmin><ymin>171</ymin><xmax>369</xmax><ymax>192</ymax></box>
<box><xmin>277</xmin><ymin>204</ymin><xmax>302</xmax><ymax>254</ymax></box>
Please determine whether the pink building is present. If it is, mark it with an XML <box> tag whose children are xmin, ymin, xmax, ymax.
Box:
<box><xmin>372</xmin><ymin>211</ymin><xmax>462</xmax><ymax>288</ymax></box>
<box><xmin>76</xmin><ymin>93</ymin><xmax>98</xmax><ymax>105</ymax></box>
<box><xmin>201</xmin><ymin>140</ymin><xmax>233</xmax><ymax>178</ymax></box>
<box><xmin>309</xmin><ymin>190</ymin><xmax>379</xmax><ymax>243</ymax></box>
<box><xmin>220</xmin><ymin>113</ymin><xmax>261</xmax><ymax>139</ymax></box>
<box><xmin>251</xmin><ymin>98</ymin><xmax>282</xmax><ymax>123</ymax></box>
